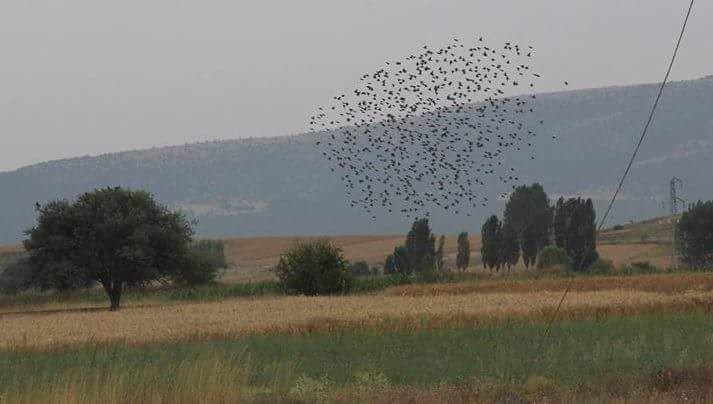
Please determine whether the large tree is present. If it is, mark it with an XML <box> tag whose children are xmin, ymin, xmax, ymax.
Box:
<box><xmin>676</xmin><ymin>201</ymin><xmax>713</xmax><ymax>268</ymax></box>
<box><xmin>501</xmin><ymin>223</ymin><xmax>520</xmax><ymax>272</ymax></box>
<box><xmin>553</xmin><ymin>197</ymin><xmax>570</xmax><ymax>249</ymax></box>
<box><xmin>384</xmin><ymin>245</ymin><xmax>408</xmax><ymax>275</ymax></box>
<box><xmin>503</xmin><ymin>183</ymin><xmax>552</xmax><ymax>266</ymax></box>
<box><xmin>481</xmin><ymin>215</ymin><xmax>502</xmax><ymax>272</ymax></box>
<box><xmin>24</xmin><ymin>187</ymin><xmax>194</xmax><ymax>310</ymax></box>
<box><xmin>456</xmin><ymin>232</ymin><xmax>470</xmax><ymax>272</ymax></box>
<box><xmin>404</xmin><ymin>218</ymin><xmax>437</xmax><ymax>274</ymax></box>
<box><xmin>553</xmin><ymin>197</ymin><xmax>598</xmax><ymax>271</ymax></box>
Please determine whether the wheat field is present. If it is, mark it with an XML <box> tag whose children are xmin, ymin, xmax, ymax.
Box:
<box><xmin>3</xmin><ymin>283</ymin><xmax>713</xmax><ymax>351</ymax></box>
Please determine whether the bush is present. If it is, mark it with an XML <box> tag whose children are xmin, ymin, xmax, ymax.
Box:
<box><xmin>536</xmin><ymin>246</ymin><xmax>571</xmax><ymax>270</ymax></box>
<box><xmin>676</xmin><ymin>200</ymin><xmax>713</xmax><ymax>269</ymax></box>
<box><xmin>587</xmin><ymin>258</ymin><xmax>614</xmax><ymax>275</ymax></box>
<box><xmin>618</xmin><ymin>261</ymin><xmax>661</xmax><ymax>275</ymax></box>
<box><xmin>0</xmin><ymin>258</ymin><xmax>33</xmax><ymax>294</ymax></box>
<box><xmin>417</xmin><ymin>264</ymin><xmax>442</xmax><ymax>283</ymax></box>
<box><xmin>349</xmin><ymin>273</ymin><xmax>411</xmax><ymax>294</ymax></box>
<box><xmin>347</xmin><ymin>260</ymin><xmax>371</xmax><ymax>278</ymax></box>
<box><xmin>0</xmin><ymin>256</ymin><xmax>92</xmax><ymax>294</ymax></box>
<box><xmin>275</xmin><ymin>239</ymin><xmax>351</xmax><ymax>295</ymax></box>
<box><xmin>173</xmin><ymin>240</ymin><xmax>226</xmax><ymax>286</ymax></box>
<box><xmin>631</xmin><ymin>261</ymin><xmax>659</xmax><ymax>273</ymax></box>
<box><xmin>613</xmin><ymin>224</ymin><xmax>624</xmax><ymax>231</ymax></box>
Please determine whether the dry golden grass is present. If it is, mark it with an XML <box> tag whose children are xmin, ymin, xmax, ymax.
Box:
<box><xmin>598</xmin><ymin>243</ymin><xmax>672</xmax><ymax>268</ymax></box>
<box><xmin>218</xmin><ymin>232</ymin><xmax>671</xmax><ymax>282</ymax></box>
<box><xmin>388</xmin><ymin>272</ymin><xmax>713</xmax><ymax>297</ymax></box>
<box><xmin>3</xmin><ymin>285</ymin><xmax>713</xmax><ymax>351</ymax></box>
<box><xmin>0</xmin><ymin>244</ymin><xmax>23</xmax><ymax>254</ymax></box>
<box><xmin>220</xmin><ymin>234</ymin><xmax>466</xmax><ymax>282</ymax></box>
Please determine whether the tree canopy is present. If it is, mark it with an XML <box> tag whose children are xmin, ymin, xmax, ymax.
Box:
<box><xmin>24</xmin><ymin>187</ymin><xmax>194</xmax><ymax>309</ymax></box>
<box><xmin>456</xmin><ymin>232</ymin><xmax>470</xmax><ymax>272</ymax></box>
<box><xmin>481</xmin><ymin>215</ymin><xmax>502</xmax><ymax>272</ymax></box>
<box><xmin>553</xmin><ymin>197</ymin><xmax>598</xmax><ymax>271</ymax></box>
<box><xmin>676</xmin><ymin>201</ymin><xmax>713</xmax><ymax>268</ymax></box>
<box><xmin>404</xmin><ymin>218</ymin><xmax>437</xmax><ymax>274</ymax></box>
<box><xmin>503</xmin><ymin>183</ymin><xmax>552</xmax><ymax>267</ymax></box>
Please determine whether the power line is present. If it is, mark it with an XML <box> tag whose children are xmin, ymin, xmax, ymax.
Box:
<box><xmin>528</xmin><ymin>0</ymin><xmax>696</xmax><ymax>372</ymax></box>
<box><xmin>597</xmin><ymin>0</ymin><xmax>696</xmax><ymax>230</ymax></box>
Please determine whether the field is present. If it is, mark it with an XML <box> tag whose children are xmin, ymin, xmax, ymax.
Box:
<box><xmin>220</xmin><ymin>217</ymin><xmax>675</xmax><ymax>283</ymax></box>
<box><xmin>3</xmin><ymin>270</ymin><xmax>713</xmax><ymax>402</ymax></box>
<box><xmin>3</xmin><ymin>215</ymin><xmax>711</xmax><ymax>402</ymax></box>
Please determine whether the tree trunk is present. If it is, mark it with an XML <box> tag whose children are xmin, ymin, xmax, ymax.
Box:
<box><xmin>109</xmin><ymin>282</ymin><xmax>122</xmax><ymax>311</ymax></box>
<box><xmin>102</xmin><ymin>279</ymin><xmax>123</xmax><ymax>311</ymax></box>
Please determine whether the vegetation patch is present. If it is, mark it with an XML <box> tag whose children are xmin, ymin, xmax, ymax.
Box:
<box><xmin>3</xmin><ymin>312</ymin><xmax>713</xmax><ymax>402</ymax></box>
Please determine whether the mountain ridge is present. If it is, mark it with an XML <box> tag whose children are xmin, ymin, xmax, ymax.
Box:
<box><xmin>0</xmin><ymin>77</ymin><xmax>711</xmax><ymax>243</ymax></box>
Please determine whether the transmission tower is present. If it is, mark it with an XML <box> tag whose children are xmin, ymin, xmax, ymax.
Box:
<box><xmin>670</xmin><ymin>177</ymin><xmax>684</xmax><ymax>215</ymax></box>
<box><xmin>669</xmin><ymin>176</ymin><xmax>685</xmax><ymax>267</ymax></box>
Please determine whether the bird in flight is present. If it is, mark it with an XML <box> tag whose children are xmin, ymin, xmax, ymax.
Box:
<box><xmin>308</xmin><ymin>37</ymin><xmax>560</xmax><ymax>219</ymax></box>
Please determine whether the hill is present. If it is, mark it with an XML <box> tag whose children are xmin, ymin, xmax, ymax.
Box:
<box><xmin>0</xmin><ymin>77</ymin><xmax>711</xmax><ymax>243</ymax></box>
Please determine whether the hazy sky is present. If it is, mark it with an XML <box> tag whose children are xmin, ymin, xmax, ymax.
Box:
<box><xmin>1</xmin><ymin>0</ymin><xmax>711</xmax><ymax>171</ymax></box>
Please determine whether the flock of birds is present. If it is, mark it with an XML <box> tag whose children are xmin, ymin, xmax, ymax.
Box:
<box><xmin>309</xmin><ymin>37</ymin><xmax>562</xmax><ymax>219</ymax></box>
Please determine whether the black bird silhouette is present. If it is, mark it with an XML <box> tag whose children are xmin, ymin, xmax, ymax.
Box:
<box><xmin>308</xmin><ymin>37</ymin><xmax>561</xmax><ymax>219</ymax></box>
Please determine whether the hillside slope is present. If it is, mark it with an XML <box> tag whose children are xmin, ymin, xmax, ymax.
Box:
<box><xmin>0</xmin><ymin>78</ymin><xmax>711</xmax><ymax>243</ymax></box>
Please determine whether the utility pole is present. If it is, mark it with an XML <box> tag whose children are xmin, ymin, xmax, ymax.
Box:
<box><xmin>669</xmin><ymin>177</ymin><xmax>685</xmax><ymax>267</ymax></box>
<box><xmin>670</xmin><ymin>177</ymin><xmax>684</xmax><ymax>215</ymax></box>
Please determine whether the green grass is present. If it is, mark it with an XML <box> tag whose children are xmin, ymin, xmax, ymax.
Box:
<box><xmin>2</xmin><ymin>311</ymin><xmax>712</xmax><ymax>393</ymax></box>
<box><xmin>2</xmin><ymin>265</ymin><xmax>708</xmax><ymax>311</ymax></box>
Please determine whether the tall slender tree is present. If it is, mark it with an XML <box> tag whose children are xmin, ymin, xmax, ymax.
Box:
<box><xmin>554</xmin><ymin>197</ymin><xmax>598</xmax><ymax>271</ymax></box>
<box><xmin>503</xmin><ymin>183</ymin><xmax>552</xmax><ymax>266</ymax></box>
<box><xmin>404</xmin><ymin>218</ymin><xmax>437</xmax><ymax>274</ymax></box>
<box><xmin>456</xmin><ymin>232</ymin><xmax>470</xmax><ymax>272</ymax></box>
<box><xmin>500</xmin><ymin>223</ymin><xmax>520</xmax><ymax>273</ymax></box>
<box><xmin>553</xmin><ymin>197</ymin><xmax>570</xmax><ymax>249</ymax></box>
<box><xmin>481</xmin><ymin>215</ymin><xmax>502</xmax><ymax>273</ymax></box>
<box><xmin>435</xmin><ymin>235</ymin><xmax>446</xmax><ymax>271</ymax></box>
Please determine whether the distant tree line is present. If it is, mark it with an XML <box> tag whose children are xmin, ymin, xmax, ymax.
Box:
<box><xmin>384</xmin><ymin>218</ymin><xmax>448</xmax><ymax>280</ymax></box>
<box><xmin>480</xmin><ymin>183</ymin><xmax>598</xmax><ymax>273</ymax></box>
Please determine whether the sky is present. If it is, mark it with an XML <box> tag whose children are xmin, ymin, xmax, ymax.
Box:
<box><xmin>1</xmin><ymin>0</ymin><xmax>711</xmax><ymax>172</ymax></box>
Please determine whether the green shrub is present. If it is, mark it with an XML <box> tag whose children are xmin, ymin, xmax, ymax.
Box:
<box><xmin>630</xmin><ymin>261</ymin><xmax>659</xmax><ymax>273</ymax></box>
<box><xmin>417</xmin><ymin>264</ymin><xmax>442</xmax><ymax>283</ymax></box>
<box><xmin>347</xmin><ymin>261</ymin><xmax>371</xmax><ymax>278</ymax></box>
<box><xmin>0</xmin><ymin>256</ymin><xmax>92</xmax><ymax>294</ymax></box>
<box><xmin>587</xmin><ymin>258</ymin><xmax>615</xmax><ymax>275</ymax></box>
<box><xmin>613</xmin><ymin>224</ymin><xmax>624</xmax><ymax>231</ymax></box>
<box><xmin>536</xmin><ymin>246</ymin><xmax>571</xmax><ymax>270</ymax></box>
<box><xmin>165</xmin><ymin>281</ymin><xmax>282</xmax><ymax>300</ymax></box>
<box><xmin>0</xmin><ymin>257</ymin><xmax>33</xmax><ymax>294</ymax></box>
<box><xmin>275</xmin><ymin>239</ymin><xmax>351</xmax><ymax>295</ymax></box>
<box><xmin>173</xmin><ymin>240</ymin><xmax>226</xmax><ymax>286</ymax></box>
<box><xmin>676</xmin><ymin>200</ymin><xmax>713</xmax><ymax>269</ymax></box>
<box><xmin>0</xmin><ymin>251</ymin><xmax>25</xmax><ymax>273</ymax></box>
<box><xmin>349</xmin><ymin>274</ymin><xmax>411</xmax><ymax>294</ymax></box>
<box><xmin>618</xmin><ymin>261</ymin><xmax>661</xmax><ymax>275</ymax></box>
